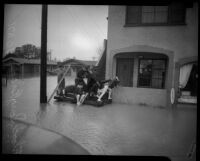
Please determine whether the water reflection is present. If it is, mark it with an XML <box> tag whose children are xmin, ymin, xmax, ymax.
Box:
<box><xmin>2</xmin><ymin>76</ymin><xmax>197</xmax><ymax>156</ymax></box>
<box><xmin>36</xmin><ymin>104</ymin><xmax>48</xmax><ymax>126</ymax></box>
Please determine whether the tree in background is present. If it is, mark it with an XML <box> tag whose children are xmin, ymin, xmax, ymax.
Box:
<box><xmin>96</xmin><ymin>43</ymin><xmax>104</xmax><ymax>61</ymax></box>
<box><xmin>4</xmin><ymin>44</ymin><xmax>52</xmax><ymax>61</ymax></box>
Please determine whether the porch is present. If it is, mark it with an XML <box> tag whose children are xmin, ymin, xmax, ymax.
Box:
<box><xmin>2</xmin><ymin>77</ymin><xmax>196</xmax><ymax>160</ymax></box>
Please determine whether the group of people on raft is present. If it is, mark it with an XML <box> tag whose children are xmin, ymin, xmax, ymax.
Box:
<box><xmin>57</xmin><ymin>65</ymin><xmax>120</xmax><ymax>106</ymax></box>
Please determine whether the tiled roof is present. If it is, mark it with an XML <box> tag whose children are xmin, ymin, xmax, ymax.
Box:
<box><xmin>79</xmin><ymin>60</ymin><xmax>97</xmax><ymax>66</ymax></box>
<box><xmin>3</xmin><ymin>57</ymin><xmax>57</xmax><ymax>65</ymax></box>
<box><xmin>61</xmin><ymin>59</ymin><xmax>97</xmax><ymax>66</ymax></box>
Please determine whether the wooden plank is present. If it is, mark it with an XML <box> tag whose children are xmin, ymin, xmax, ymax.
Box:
<box><xmin>40</xmin><ymin>5</ymin><xmax>48</xmax><ymax>103</ymax></box>
<box><xmin>47</xmin><ymin>65</ymin><xmax>71</xmax><ymax>103</ymax></box>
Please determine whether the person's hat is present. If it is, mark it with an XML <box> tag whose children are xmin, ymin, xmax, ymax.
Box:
<box><xmin>58</xmin><ymin>64</ymin><xmax>64</xmax><ymax>68</ymax></box>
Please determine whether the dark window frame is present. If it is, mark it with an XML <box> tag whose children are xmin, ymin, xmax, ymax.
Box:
<box><xmin>116</xmin><ymin>57</ymin><xmax>134</xmax><ymax>87</ymax></box>
<box><xmin>125</xmin><ymin>3</ymin><xmax>186</xmax><ymax>27</ymax></box>
<box><xmin>141</xmin><ymin>6</ymin><xmax>168</xmax><ymax>24</ymax></box>
<box><xmin>137</xmin><ymin>58</ymin><xmax>167</xmax><ymax>89</ymax></box>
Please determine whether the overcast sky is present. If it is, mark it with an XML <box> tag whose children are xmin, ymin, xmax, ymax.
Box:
<box><xmin>3</xmin><ymin>4</ymin><xmax>108</xmax><ymax>61</ymax></box>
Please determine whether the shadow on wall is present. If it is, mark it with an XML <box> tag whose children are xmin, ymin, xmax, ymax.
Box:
<box><xmin>112</xmin><ymin>86</ymin><xmax>167</xmax><ymax>108</ymax></box>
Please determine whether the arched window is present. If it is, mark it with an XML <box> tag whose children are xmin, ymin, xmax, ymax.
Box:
<box><xmin>115</xmin><ymin>52</ymin><xmax>168</xmax><ymax>89</ymax></box>
<box><xmin>138</xmin><ymin>59</ymin><xmax>167</xmax><ymax>88</ymax></box>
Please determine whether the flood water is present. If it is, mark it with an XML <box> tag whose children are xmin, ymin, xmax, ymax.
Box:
<box><xmin>2</xmin><ymin>76</ymin><xmax>196</xmax><ymax>160</ymax></box>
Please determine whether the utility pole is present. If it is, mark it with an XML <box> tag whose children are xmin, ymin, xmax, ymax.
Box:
<box><xmin>40</xmin><ymin>5</ymin><xmax>48</xmax><ymax>103</ymax></box>
<box><xmin>50</xmin><ymin>49</ymin><xmax>52</xmax><ymax>61</ymax></box>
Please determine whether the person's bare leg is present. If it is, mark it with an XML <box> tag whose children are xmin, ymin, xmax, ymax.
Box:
<box><xmin>76</xmin><ymin>94</ymin><xmax>80</xmax><ymax>106</ymax></box>
<box><xmin>108</xmin><ymin>88</ymin><xmax>112</xmax><ymax>99</ymax></box>
<box><xmin>97</xmin><ymin>85</ymin><xmax>109</xmax><ymax>102</ymax></box>
<box><xmin>80</xmin><ymin>93</ymin><xmax>88</xmax><ymax>104</ymax></box>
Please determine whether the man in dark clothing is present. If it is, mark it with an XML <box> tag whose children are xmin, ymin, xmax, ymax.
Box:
<box><xmin>77</xmin><ymin>66</ymin><xmax>87</xmax><ymax>79</ymax></box>
<box><xmin>57</xmin><ymin>65</ymin><xmax>65</xmax><ymax>95</ymax></box>
<box><xmin>75</xmin><ymin>66</ymin><xmax>89</xmax><ymax>106</ymax></box>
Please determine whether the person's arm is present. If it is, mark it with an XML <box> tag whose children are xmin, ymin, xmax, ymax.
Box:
<box><xmin>97</xmin><ymin>84</ymin><xmax>109</xmax><ymax>101</ymax></box>
<box><xmin>100</xmin><ymin>79</ymin><xmax>111</xmax><ymax>84</ymax></box>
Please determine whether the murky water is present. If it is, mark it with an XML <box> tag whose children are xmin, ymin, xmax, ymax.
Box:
<box><xmin>2</xmin><ymin>76</ymin><xmax>196</xmax><ymax>159</ymax></box>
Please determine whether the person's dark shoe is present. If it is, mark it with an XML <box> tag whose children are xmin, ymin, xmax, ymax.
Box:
<box><xmin>59</xmin><ymin>91</ymin><xmax>64</xmax><ymax>96</ymax></box>
<box><xmin>107</xmin><ymin>98</ymin><xmax>112</xmax><ymax>104</ymax></box>
<box><xmin>97</xmin><ymin>99</ymin><xmax>102</xmax><ymax>102</ymax></box>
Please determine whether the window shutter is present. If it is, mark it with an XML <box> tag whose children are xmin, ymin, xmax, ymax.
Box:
<box><xmin>168</xmin><ymin>2</ymin><xmax>186</xmax><ymax>24</ymax></box>
<box><xmin>126</xmin><ymin>6</ymin><xmax>141</xmax><ymax>24</ymax></box>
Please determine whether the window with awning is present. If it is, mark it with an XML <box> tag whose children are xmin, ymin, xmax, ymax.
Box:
<box><xmin>179</xmin><ymin>63</ymin><xmax>193</xmax><ymax>89</ymax></box>
<box><xmin>178</xmin><ymin>63</ymin><xmax>197</xmax><ymax>104</ymax></box>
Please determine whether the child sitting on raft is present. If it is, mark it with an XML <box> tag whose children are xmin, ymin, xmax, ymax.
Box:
<box><xmin>75</xmin><ymin>67</ymin><xmax>88</xmax><ymax>106</ymax></box>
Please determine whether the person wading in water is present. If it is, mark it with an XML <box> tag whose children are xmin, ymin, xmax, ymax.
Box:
<box><xmin>57</xmin><ymin>65</ymin><xmax>66</xmax><ymax>96</ymax></box>
<box><xmin>75</xmin><ymin>66</ymin><xmax>88</xmax><ymax>106</ymax></box>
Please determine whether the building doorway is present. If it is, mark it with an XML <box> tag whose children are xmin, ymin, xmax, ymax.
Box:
<box><xmin>116</xmin><ymin>58</ymin><xmax>134</xmax><ymax>87</ymax></box>
<box><xmin>178</xmin><ymin>62</ymin><xmax>197</xmax><ymax>104</ymax></box>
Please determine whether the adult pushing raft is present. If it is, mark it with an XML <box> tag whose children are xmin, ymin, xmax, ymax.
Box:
<box><xmin>54</xmin><ymin>65</ymin><xmax>120</xmax><ymax>107</ymax></box>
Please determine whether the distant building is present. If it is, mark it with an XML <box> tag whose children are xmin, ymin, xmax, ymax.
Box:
<box><xmin>60</xmin><ymin>59</ymin><xmax>97</xmax><ymax>77</ymax></box>
<box><xmin>106</xmin><ymin>2</ymin><xmax>198</xmax><ymax>107</ymax></box>
<box><xmin>2</xmin><ymin>57</ymin><xmax>57</xmax><ymax>77</ymax></box>
<box><xmin>93</xmin><ymin>39</ymin><xmax>107</xmax><ymax>81</ymax></box>
<box><xmin>10</xmin><ymin>44</ymin><xmax>52</xmax><ymax>60</ymax></box>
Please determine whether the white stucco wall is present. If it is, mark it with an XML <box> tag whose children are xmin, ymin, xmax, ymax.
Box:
<box><xmin>112</xmin><ymin>87</ymin><xmax>167</xmax><ymax>107</ymax></box>
<box><xmin>106</xmin><ymin>4</ymin><xmax>198</xmax><ymax>66</ymax></box>
<box><xmin>106</xmin><ymin>3</ymin><xmax>198</xmax><ymax>107</ymax></box>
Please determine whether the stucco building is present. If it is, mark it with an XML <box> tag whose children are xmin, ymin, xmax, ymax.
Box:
<box><xmin>2</xmin><ymin>57</ymin><xmax>57</xmax><ymax>78</ymax></box>
<box><xmin>60</xmin><ymin>59</ymin><xmax>97</xmax><ymax>77</ymax></box>
<box><xmin>106</xmin><ymin>2</ymin><xmax>198</xmax><ymax>107</ymax></box>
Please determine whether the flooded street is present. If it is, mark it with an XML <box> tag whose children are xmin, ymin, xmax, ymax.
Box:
<box><xmin>2</xmin><ymin>76</ymin><xmax>196</xmax><ymax>160</ymax></box>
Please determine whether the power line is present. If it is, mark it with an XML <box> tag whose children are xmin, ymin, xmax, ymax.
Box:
<box><xmin>66</xmin><ymin>6</ymin><xmax>105</xmax><ymax>50</ymax></box>
<box><xmin>65</xmin><ymin>7</ymin><xmax>93</xmax><ymax>45</ymax></box>
<box><xmin>84</xmin><ymin>10</ymin><xmax>105</xmax><ymax>39</ymax></box>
